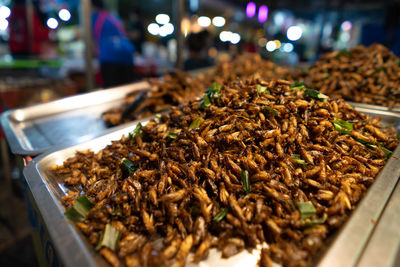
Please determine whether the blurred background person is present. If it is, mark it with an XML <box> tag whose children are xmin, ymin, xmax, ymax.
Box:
<box><xmin>91</xmin><ymin>0</ymin><xmax>135</xmax><ymax>88</ymax></box>
<box><xmin>184</xmin><ymin>30</ymin><xmax>213</xmax><ymax>71</ymax></box>
<box><xmin>126</xmin><ymin>10</ymin><xmax>145</xmax><ymax>54</ymax></box>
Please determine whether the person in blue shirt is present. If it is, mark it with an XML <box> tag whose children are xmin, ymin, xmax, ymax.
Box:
<box><xmin>91</xmin><ymin>0</ymin><xmax>135</xmax><ymax>88</ymax></box>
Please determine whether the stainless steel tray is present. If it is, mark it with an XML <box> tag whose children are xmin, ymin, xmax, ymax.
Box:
<box><xmin>347</xmin><ymin>101</ymin><xmax>400</xmax><ymax>113</ymax></box>
<box><xmin>1</xmin><ymin>81</ymin><xmax>150</xmax><ymax>155</ymax></box>
<box><xmin>317</xmin><ymin>108</ymin><xmax>400</xmax><ymax>267</ymax></box>
<box><xmin>356</xmin><ymin>173</ymin><xmax>400</xmax><ymax>267</ymax></box>
<box><xmin>23</xmin><ymin>107</ymin><xmax>400</xmax><ymax>267</ymax></box>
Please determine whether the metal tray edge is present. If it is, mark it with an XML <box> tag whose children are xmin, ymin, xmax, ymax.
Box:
<box><xmin>9</xmin><ymin>81</ymin><xmax>150</xmax><ymax>122</ymax></box>
<box><xmin>347</xmin><ymin>101</ymin><xmax>400</xmax><ymax>113</ymax></box>
<box><xmin>22</xmin><ymin>118</ymin><xmax>152</xmax><ymax>267</ymax></box>
<box><xmin>1</xmin><ymin>81</ymin><xmax>151</xmax><ymax>155</ymax></box>
<box><xmin>317</xmin><ymin>146</ymin><xmax>400</xmax><ymax>266</ymax></box>
<box><xmin>1</xmin><ymin>110</ymin><xmax>40</xmax><ymax>155</ymax></box>
<box><xmin>23</xmin><ymin>163</ymin><xmax>101</xmax><ymax>267</ymax></box>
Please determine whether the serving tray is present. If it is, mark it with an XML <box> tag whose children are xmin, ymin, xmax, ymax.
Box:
<box><xmin>1</xmin><ymin>81</ymin><xmax>150</xmax><ymax>155</ymax></box>
<box><xmin>356</xmin><ymin>172</ymin><xmax>400</xmax><ymax>267</ymax></box>
<box><xmin>23</xmin><ymin>106</ymin><xmax>400</xmax><ymax>267</ymax></box>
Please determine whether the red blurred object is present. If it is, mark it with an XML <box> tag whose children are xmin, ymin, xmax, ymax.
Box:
<box><xmin>8</xmin><ymin>4</ymin><xmax>50</xmax><ymax>56</ymax></box>
<box><xmin>0</xmin><ymin>102</ymin><xmax>4</xmax><ymax>139</ymax></box>
<box><xmin>243</xmin><ymin>42</ymin><xmax>257</xmax><ymax>53</ymax></box>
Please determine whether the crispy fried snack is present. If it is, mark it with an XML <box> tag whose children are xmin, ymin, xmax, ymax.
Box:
<box><xmin>53</xmin><ymin>78</ymin><xmax>398</xmax><ymax>267</ymax></box>
<box><xmin>295</xmin><ymin>44</ymin><xmax>400</xmax><ymax>108</ymax></box>
<box><xmin>102</xmin><ymin>54</ymin><xmax>290</xmax><ymax>126</ymax></box>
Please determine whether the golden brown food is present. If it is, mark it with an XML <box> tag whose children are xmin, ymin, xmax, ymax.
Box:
<box><xmin>296</xmin><ymin>44</ymin><xmax>400</xmax><ymax>108</ymax></box>
<box><xmin>102</xmin><ymin>53</ymin><xmax>290</xmax><ymax>126</ymax></box>
<box><xmin>53</xmin><ymin>78</ymin><xmax>398</xmax><ymax>266</ymax></box>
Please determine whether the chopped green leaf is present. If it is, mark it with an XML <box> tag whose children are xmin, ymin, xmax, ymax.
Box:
<box><xmin>73</xmin><ymin>196</ymin><xmax>94</xmax><ymax>217</ymax></box>
<box><xmin>301</xmin><ymin>213</ymin><xmax>328</xmax><ymax>227</ymax></box>
<box><xmin>374</xmin><ymin>67</ymin><xmax>384</xmax><ymax>74</ymax></box>
<box><xmin>349</xmin><ymin>104</ymin><xmax>355</xmax><ymax>109</ymax></box>
<box><xmin>199</xmin><ymin>95</ymin><xmax>211</xmax><ymax>109</ymax></box>
<box><xmin>95</xmin><ymin>231</ymin><xmax>104</xmax><ymax>250</ymax></box>
<box><xmin>296</xmin><ymin>201</ymin><xmax>316</xmax><ymax>219</ymax></box>
<box><xmin>323</xmin><ymin>73</ymin><xmax>330</xmax><ymax>79</ymax></box>
<box><xmin>356</xmin><ymin>138</ymin><xmax>377</xmax><ymax>149</ymax></box>
<box><xmin>206</xmin><ymin>82</ymin><xmax>222</xmax><ymax>98</ymax></box>
<box><xmin>305</xmin><ymin>89</ymin><xmax>329</xmax><ymax>100</ymax></box>
<box><xmin>336</xmin><ymin>49</ymin><xmax>352</xmax><ymax>58</ymax></box>
<box><xmin>155</xmin><ymin>113</ymin><xmax>162</xmax><ymax>123</ymax></box>
<box><xmin>189</xmin><ymin>117</ymin><xmax>204</xmax><ymax>129</ymax></box>
<box><xmin>121</xmin><ymin>158</ymin><xmax>136</xmax><ymax>176</ymax></box>
<box><xmin>381</xmin><ymin>147</ymin><xmax>393</xmax><ymax>159</ymax></box>
<box><xmin>292</xmin><ymin>154</ymin><xmax>306</xmax><ymax>165</ymax></box>
<box><xmin>256</xmin><ymin>84</ymin><xmax>270</xmax><ymax>94</ymax></box>
<box><xmin>155</xmin><ymin>108</ymin><xmax>170</xmax><ymax>114</ymax></box>
<box><xmin>167</xmin><ymin>132</ymin><xmax>178</xmax><ymax>139</ymax></box>
<box><xmin>64</xmin><ymin>207</ymin><xmax>85</xmax><ymax>222</ymax></box>
<box><xmin>213</xmin><ymin>208</ymin><xmax>228</xmax><ymax>222</ymax></box>
<box><xmin>264</xmin><ymin>106</ymin><xmax>279</xmax><ymax>115</ymax></box>
<box><xmin>64</xmin><ymin>196</ymin><xmax>94</xmax><ymax>222</ymax></box>
<box><xmin>290</xmin><ymin>81</ymin><xmax>305</xmax><ymax>90</ymax></box>
<box><xmin>333</xmin><ymin>118</ymin><xmax>353</xmax><ymax>134</ymax></box>
<box><xmin>241</xmin><ymin>169</ymin><xmax>250</xmax><ymax>194</ymax></box>
<box><xmin>355</xmin><ymin>139</ymin><xmax>393</xmax><ymax>157</ymax></box>
<box><xmin>355</xmin><ymin>138</ymin><xmax>374</xmax><ymax>145</ymax></box>
<box><xmin>96</xmin><ymin>224</ymin><xmax>121</xmax><ymax>251</ymax></box>
<box><xmin>129</xmin><ymin>123</ymin><xmax>143</xmax><ymax>139</ymax></box>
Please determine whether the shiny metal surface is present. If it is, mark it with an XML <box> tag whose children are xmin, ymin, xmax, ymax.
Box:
<box><xmin>356</xmin><ymin>177</ymin><xmax>400</xmax><ymax>267</ymax></box>
<box><xmin>317</xmin><ymin>108</ymin><xmax>400</xmax><ymax>267</ymax></box>
<box><xmin>347</xmin><ymin>101</ymin><xmax>400</xmax><ymax>113</ymax></box>
<box><xmin>23</xmin><ymin>106</ymin><xmax>400</xmax><ymax>267</ymax></box>
<box><xmin>1</xmin><ymin>81</ymin><xmax>150</xmax><ymax>155</ymax></box>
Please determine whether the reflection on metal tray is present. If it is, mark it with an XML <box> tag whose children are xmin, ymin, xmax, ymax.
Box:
<box><xmin>23</xmin><ymin>107</ymin><xmax>400</xmax><ymax>267</ymax></box>
<box><xmin>346</xmin><ymin>101</ymin><xmax>400</xmax><ymax>113</ymax></box>
<box><xmin>356</xmin><ymin>174</ymin><xmax>400</xmax><ymax>267</ymax></box>
<box><xmin>1</xmin><ymin>81</ymin><xmax>150</xmax><ymax>155</ymax></box>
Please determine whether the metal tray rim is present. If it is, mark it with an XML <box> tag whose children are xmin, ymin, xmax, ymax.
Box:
<box><xmin>346</xmin><ymin>101</ymin><xmax>400</xmax><ymax>113</ymax></box>
<box><xmin>1</xmin><ymin>110</ymin><xmax>35</xmax><ymax>155</ymax></box>
<box><xmin>1</xmin><ymin>81</ymin><xmax>150</xmax><ymax>155</ymax></box>
<box><xmin>22</xmin><ymin>118</ymin><xmax>152</xmax><ymax>267</ymax></box>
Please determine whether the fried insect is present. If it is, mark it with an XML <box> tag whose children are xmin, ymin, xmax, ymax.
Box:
<box><xmin>102</xmin><ymin>53</ymin><xmax>290</xmax><ymax>125</ymax></box>
<box><xmin>53</xmin><ymin>77</ymin><xmax>398</xmax><ymax>266</ymax></box>
<box><xmin>295</xmin><ymin>44</ymin><xmax>400</xmax><ymax>108</ymax></box>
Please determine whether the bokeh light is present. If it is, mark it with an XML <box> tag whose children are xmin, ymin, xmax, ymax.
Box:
<box><xmin>147</xmin><ymin>23</ymin><xmax>160</xmax><ymax>35</ymax></box>
<box><xmin>266</xmin><ymin>40</ymin><xmax>277</xmax><ymax>51</ymax></box>
<box><xmin>230</xmin><ymin>33</ymin><xmax>241</xmax><ymax>44</ymax></box>
<box><xmin>0</xmin><ymin>6</ymin><xmax>11</xmax><ymax>19</ymax></box>
<box><xmin>47</xmin><ymin>18</ymin><xmax>59</xmax><ymax>29</ymax></box>
<box><xmin>258</xmin><ymin>5</ymin><xmax>268</xmax><ymax>23</ymax></box>
<box><xmin>155</xmin><ymin>14</ymin><xmax>170</xmax><ymax>25</ymax></box>
<box><xmin>287</xmin><ymin>25</ymin><xmax>302</xmax><ymax>41</ymax></box>
<box><xmin>212</xmin><ymin>16</ymin><xmax>226</xmax><ymax>27</ymax></box>
<box><xmin>58</xmin><ymin>9</ymin><xmax>71</xmax><ymax>22</ymax></box>
<box><xmin>246</xmin><ymin>2</ymin><xmax>256</xmax><ymax>18</ymax></box>
<box><xmin>198</xmin><ymin>16</ymin><xmax>211</xmax><ymax>27</ymax></box>
<box><xmin>341</xmin><ymin>20</ymin><xmax>352</xmax><ymax>31</ymax></box>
